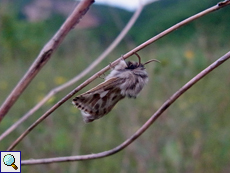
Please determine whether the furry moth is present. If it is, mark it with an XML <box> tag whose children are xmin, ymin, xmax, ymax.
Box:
<box><xmin>72</xmin><ymin>53</ymin><xmax>159</xmax><ymax>123</ymax></box>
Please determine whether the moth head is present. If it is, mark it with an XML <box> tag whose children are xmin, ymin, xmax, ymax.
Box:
<box><xmin>125</xmin><ymin>53</ymin><xmax>160</xmax><ymax>70</ymax></box>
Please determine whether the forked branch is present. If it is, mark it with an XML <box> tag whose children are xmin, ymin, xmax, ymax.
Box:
<box><xmin>7</xmin><ymin>1</ymin><xmax>230</xmax><ymax>152</ymax></box>
<box><xmin>0</xmin><ymin>0</ymin><xmax>145</xmax><ymax>141</ymax></box>
<box><xmin>0</xmin><ymin>0</ymin><xmax>95</xmax><ymax>122</ymax></box>
<box><xmin>21</xmin><ymin>50</ymin><xmax>230</xmax><ymax>165</ymax></box>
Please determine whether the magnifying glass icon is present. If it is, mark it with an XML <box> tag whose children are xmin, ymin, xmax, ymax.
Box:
<box><xmin>3</xmin><ymin>154</ymin><xmax>18</xmax><ymax>170</ymax></box>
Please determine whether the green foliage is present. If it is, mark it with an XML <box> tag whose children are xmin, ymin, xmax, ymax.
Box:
<box><xmin>0</xmin><ymin>0</ymin><xmax>230</xmax><ymax>172</ymax></box>
<box><xmin>130</xmin><ymin>0</ymin><xmax>230</xmax><ymax>45</ymax></box>
<box><xmin>0</xmin><ymin>5</ymin><xmax>65</xmax><ymax>63</ymax></box>
<box><xmin>0</xmin><ymin>13</ymin><xmax>45</xmax><ymax>62</ymax></box>
<box><xmin>90</xmin><ymin>5</ymin><xmax>132</xmax><ymax>45</ymax></box>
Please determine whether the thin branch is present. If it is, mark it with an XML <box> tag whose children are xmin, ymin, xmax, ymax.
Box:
<box><xmin>129</xmin><ymin>0</ymin><xmax>230</xmax><ymax>54</ymax></box>
<box><xmin>21</xmin><ymin>50</ymin><xmax>230</xmax><ymax>165</ymax></box>
<box><xmin>0</xmin><ymin>0</ymin><xmax>95</xmax><ymax>122</ymax></box>
<box><xmin>7</xmin><ymin>0</ymin><xmax>230</xmax><ymax>151</ymax></box>
<box><xmin>0</xmin><ymin>2</ymin><xmax>145</xmax><ymax>141</ymax></box>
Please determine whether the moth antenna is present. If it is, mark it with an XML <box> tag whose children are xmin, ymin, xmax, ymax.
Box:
<box><xmin>134</xmin><ymin>52</ymin><xmax>141</xmax><ymax>66</ymax></box>
<box><xmin>143</xmin><ymin>59</ymin><xmax>161</xmax><ymax>65</ymax></box>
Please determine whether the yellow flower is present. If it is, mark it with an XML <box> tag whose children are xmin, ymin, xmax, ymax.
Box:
<box><xmin>47</xmin><ymin>96</ymin><xmax>56</xmax><ymax>104</ymax></box>
<box><xmin>36</xmin><ymin>95</ymin><xmax>56</xmax><ymax>105</ymax></box>
<box><xmin>54</xmin><ymin>76</ymin><xmax>66</xmax><ymax>85</ymax></box>
<box><xmin>184</xmin><ymin>50</ymin><xmax>194</xmax><ymax>60</ymax></box>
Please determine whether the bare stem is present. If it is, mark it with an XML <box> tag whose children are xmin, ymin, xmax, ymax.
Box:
<box><xmin>0</xmin><ymin>1</ymin><xmax>144</xmax><ymax>141</ymax></box>
<box><xmin>0</xmin><ymin>0</ymin><xmax>95</xmax><ymax>122</ymax></box>
<box><xmin>21</xmin><ymin>50</ymin><xmax>230</xmax><ymax>165</ymax></box>
<box><xmin>7</xmin><ymin>0</ymin><xmax>230</xmax><ymax>151</ymax></box>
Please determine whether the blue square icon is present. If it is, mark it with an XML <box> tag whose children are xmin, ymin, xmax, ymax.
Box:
<box><xmin>1</xmin><ymin>151</ymin><xmax>21</xmax><ymax>173</ymax></box>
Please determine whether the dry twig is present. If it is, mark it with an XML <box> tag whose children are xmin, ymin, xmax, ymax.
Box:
<box><xmin>0</xmin><ymin>0</ymin><xmax>95</xmax><ymax>122</ymax></box>
<box><xmin>21</xmin><ymin>50</ymin><xmax>230</xmax><ymax>165</ymax></box>
<box><xmin>7</xmin><ymin>0</ymin><xmax>230</xmax><ymax>151</ymax></box>
<box><xmin>0</xmin><ymin>1</ymin><xmax>145</xmax><ymax>141</ymax></box>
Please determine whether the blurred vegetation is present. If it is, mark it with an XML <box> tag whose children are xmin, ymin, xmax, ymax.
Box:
<box><xmin>0</xmin><ymin>0</ymin><xmax>230</xmax><ymax>172</ymax></box>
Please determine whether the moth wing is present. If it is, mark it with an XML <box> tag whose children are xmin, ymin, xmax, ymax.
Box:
<box><xmin>72</xmin><ymin>77</ymin><xmax>125</xmax><ymax>123</ymax></box>
<box><xmin>82</xmin><ymin>77</ymin><xmax>123</xmax><ymax>94</ymax></box>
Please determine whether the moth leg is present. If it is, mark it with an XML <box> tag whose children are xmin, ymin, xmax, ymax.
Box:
<box><xmin>109</xmin><ymin>62</ymin><xmax>114</xmax><ymax>69</ymax></box>
<box><xmin>109</xmin><ymin>55</ymin><xmax>125</xmax><ymax>69</ymax></box>
<box><xmin>97</xmin><ymin>73</ymin><xmax>105</xmax><ymax>79</ymax></box>
<box><xmin>120</xmin><ymin>55</ymin><xmax>125</xmax><ymax>61</ymax></box>
<box><xmin>109</xmin><ymin>55</ymin><xmax>126</xmax><ymax>70</ymax></box>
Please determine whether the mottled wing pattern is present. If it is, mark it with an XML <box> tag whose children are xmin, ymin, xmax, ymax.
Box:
<box><xmin>72</xmin><ymin>77</ymin><xmax>126</xmax><ymax>123</ymax></box>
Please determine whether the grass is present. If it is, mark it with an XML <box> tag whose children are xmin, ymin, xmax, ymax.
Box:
<box><xmin>0</xmin><ymin>34</ymin><xmax>230</xmax><ymax>172</ymax></box>
<box><xmin>0</xmin><ymin>1</ymin><xmax>230</xmax><ymax>171</ymax></box>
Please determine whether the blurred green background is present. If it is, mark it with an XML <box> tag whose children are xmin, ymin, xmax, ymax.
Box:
<box><xmin>0</xmin><ymin>0</ymin><xmax>230</xmax><ymax>172</ymax></box>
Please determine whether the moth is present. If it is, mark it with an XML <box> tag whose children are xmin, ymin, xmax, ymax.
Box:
<box><xmin>72</xmin><ymin>53</ymin><xmax>159</xmax><ymax>123</ymax></box>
